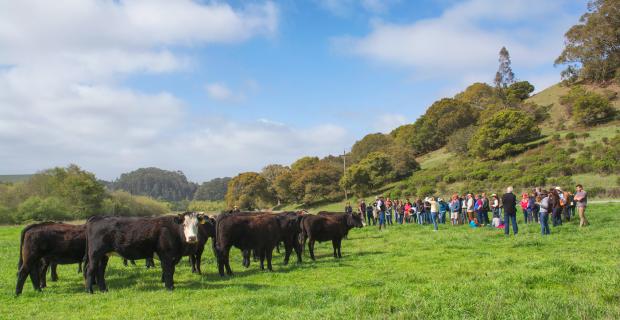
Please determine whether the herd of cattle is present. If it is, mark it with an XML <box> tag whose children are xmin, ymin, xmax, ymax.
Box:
<box><xmin>15</xmin><ymin>211</ymin><xmax>364</xmax><ymax>295</ymax></box>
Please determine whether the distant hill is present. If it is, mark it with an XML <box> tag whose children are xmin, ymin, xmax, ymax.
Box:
<box><xmin>0</xmin><ymin>174</ymin><xmax>32</xmax><ymax>183</ymax></box>
<box><xmin>111</xmin><ymin>167</ymin><xmax>198</xmax><ymax>202</ymax></box>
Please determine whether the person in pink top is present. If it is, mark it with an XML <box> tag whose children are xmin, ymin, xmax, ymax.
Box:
<box><xmin>520</xmin><ymin>193</ymin><xmax>529</xmax><ymax>224</ymax></box>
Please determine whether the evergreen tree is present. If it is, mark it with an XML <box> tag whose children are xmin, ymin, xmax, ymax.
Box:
<box><xmin>494</xmin><ymin>47</ymin><xmax>515</xmax><ymax>89</ymax></box>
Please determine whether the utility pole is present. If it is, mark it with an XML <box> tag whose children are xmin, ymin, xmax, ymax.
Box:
<box><xmin>343</xmin><ymin>148</ymin><xmax>348</xmax><ymax>201</ymax></box>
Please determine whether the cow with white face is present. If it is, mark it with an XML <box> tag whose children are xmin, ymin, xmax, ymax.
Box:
<box><xmin>84</xmin><ymin>212</ymin><xmax>207</xmax><ymax>293</ymax></box>
<box><xmin>175</xmin><ymin>211</ymin><xmax>204</xmax><ymax>244</ymax></box>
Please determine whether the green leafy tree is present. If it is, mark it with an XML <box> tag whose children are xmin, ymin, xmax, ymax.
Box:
<box><xmin>560</xmin><ymin>86</ymin><xmax>615</xmax><ymax>125</ymax></box>
<box><xmin>349</xmin><ymin>133</ymin><xmax>394</xmax><ymax>163</ymax></box>
<box><xmin>260</xmin><ymin>164</ymin><xmax>290</xmax><ymax>205</ymax></box>
<box><xmin>446</xmin><ymin>125</ymin><xmax>478</xmax><ymax>154</ymax></box>
<box><xmin>468</xmin><ymin>109</ymin><xmax>541</xmax><ymax>159</ymax></box>
<box><xmin>391</xmin><ymin>98</ymin><xmax>477</xmax><ymax>154</ymax></box>
<box><xmin>506</xmin><ymin>81</ymin><xmax>535</xmax><ymax>101</ymax></box>
<box><xmin>555</xmin><ymin>0</ymin><xmax>620</xmax><ymax>83</ymax></box>
<box><xmin>225</xmin><ymin>172</ymin><xmax>272</xmax><ymax>210</ymax></box>
<box><xmin>290</xmin><ymin>158</ymin><xmax>342</xmax><ymax>205</ymax></box>
<box><xmin>113</xmin><ymin>167</ymin><xmax>197</xmax><ymax>201</ymax></box>
<box><xmin>193</xmin><ymin>177</ymin><xmax>231</xmax><ymax>201</ymax></box>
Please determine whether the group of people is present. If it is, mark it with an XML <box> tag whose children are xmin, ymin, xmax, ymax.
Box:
<box><xmin>344</xmin><ymin>184</ymin><xmax>589</xmax><ymax>236</ymax></box>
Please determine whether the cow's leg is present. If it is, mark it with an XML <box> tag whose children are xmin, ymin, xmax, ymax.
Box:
<box><xmin>223</xmin><ymin>248</ymin><xmax>233</xmax><ymax>276</ymax></box>
<box><xmin>78</xmin><ymin>261</ymin><xmax>82</xmax><ymax>274</ymax></box>
<box><xmin>130</xmin><ymin>260</ymin><xmax>136</xmax><ymax>266</ymax></box>
<box><xmin>50</xmin><ymin>262</ymin><xmax>58</xmax><ymax>281</ymax></box>
<box><xmin>146</xmin><ymin>257</ymin><xmax>155</xmax><ymax>268</ymax></box>
<box><xmin>96</xmin><ymin>256</ymin><xmax>109</xmax><ymax>292</ymax></box>
<box><xmin>332</xmin><ymin>239</ymin><xmax>338</xmax><ymax>258</ymax></box>
<box><xmin>259</xmin><ymin>248</ymin><xmax>265</xmax><ymax>270</ymax></box>
<box><xmin>16</xmin><ymin>265</ymin><xmax>30</xmax><ymax>295</ymax></box>
<box><xmin>294</xmin><ymin>240</ymin><xmax>302</xmax><ymax>264</ymax></box>
<box><xmin>161</xmin><ymin>259</ymin><xmax>174</xmax><ymax>291</ymax></box>
<box><xmin>195</xmin><ymin>252</ymin><xmax>202</xmax><ymax>275</ymax></box>
<box><xmin>242</xmin><ymin>249</ymin><xmax>250</xmax><ymax>268</ymax></box>
<box><xmin>309</xmin><ymin>238</ymin><xmax>316</xmax><ymax>261</ymax></box>
<box><xmin>266</xmin><ymin>247</ymin><xmax>273</xmax><ymax>271</ymax></box>
<box><xmin>29</xmin><ymin>260</ymin><xmax>42</xmax><ymax>292</ymax></box>
<box><xmin>337</xmin><ymin>238</ymin><xmax>342</xmax><ymax>258</ymax></box>
<box><xmin>283</xmin><ymin>241</ymin><xmax>292</xmax><ymax>265</ymax></box>
<box><xmin>189</xmin><ymin>255</ymin><xmax>197</xmax><ymax>273</ymax></box>
<box><xmin>39</xmin><ymin>260</ymin><xmax>49</xmax><ymax>288</ymax></box>
<box><xmin>86</xmin><ymin>251</ymin><xmax>102</xmax><ymax>294</ymax></box>
<box><xmin>276</xmin><ymin>243</ymin><xmax>280</xmax><ymax>254</ymax></box>
<box><xmin>123</xmin><ymin>259</ymin><xmax>128</xmax><ymax>267</ymax></box>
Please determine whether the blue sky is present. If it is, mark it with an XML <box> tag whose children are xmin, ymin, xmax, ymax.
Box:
<box><xmin>0</xmin><ymin>0</ymin><xmax>585</xmax><ymax>182</ymax></box>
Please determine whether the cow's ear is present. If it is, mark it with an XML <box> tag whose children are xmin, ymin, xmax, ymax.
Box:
<box><xmin>198</xmin><ymin>214</ymin><xmax>207</xmax><ymax>224</ymax></box>
<box><xmin>174</xmin><ymin>214</ymin><xmax>184</xmax><ymax>224</ymax></box>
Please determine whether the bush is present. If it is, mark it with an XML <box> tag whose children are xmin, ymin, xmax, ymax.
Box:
<box><xmin>468</xmin><ymin>109</ymin><xmax>541</xmax><ymax>159</ymax></box>
<box><xmin>187</xmin><ymin>200</ymin><xmax>226</xmax><ymax>213</ymax></box>
<box><xmin>102</xmin><ymin>191</ymin><xmax>170</xmax><ymax>217</ymax></box>
<box><xmin>565</xmin><ymin>132</ymin><xmax>576</xmax><ymax>140</ymax></box>
<box><xmin>0</xmin><ymin>204</ymin><xmax>13</xmax><ymax>224</ymax></box>
<box><xmin>16</xmin><ymin>196</ymin><xmax>71</xmax><ymax>223</ymax></box>
<box><xmin>416</xmin><ymin>185</ymin><xmax>436</xmax><ymax>198</ymax></box>
<box><xmin>560</xmin><ymin>86</ymin><xmax>615</xmax><ymax>126</ymax></box>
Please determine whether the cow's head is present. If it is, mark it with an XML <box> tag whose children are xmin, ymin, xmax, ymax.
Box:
<box><xmin>174</xmin><ymin>212</ymin><xmax>206</xmax><ymax>244</ymax></box>
<box><xmin>346</xmin><ymin>212</ymin><xmax>364</xmax><ymax>228</ymax></box>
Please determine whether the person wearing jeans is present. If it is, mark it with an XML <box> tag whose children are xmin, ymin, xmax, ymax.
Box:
<box><xmin>538</xmin><ymin>192</ymin><xmax>551</xmax><ymax>235</ymax></box>
<box><xmin>502</xmin><ymin>187</ymin><xmax>518</xmax><ymax>236</ymax></box>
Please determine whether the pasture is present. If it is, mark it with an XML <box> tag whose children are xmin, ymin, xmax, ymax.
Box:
<box><xmin>1</xmin><ymin>204</ymin><xmax>619</xmax><ymax>319</ymax></box>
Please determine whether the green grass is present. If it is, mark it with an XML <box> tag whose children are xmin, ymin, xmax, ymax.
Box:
<box><xmin>2</xmin><ymin>204</ymin><xmax>620</xmax><ymax>319</ymax></box>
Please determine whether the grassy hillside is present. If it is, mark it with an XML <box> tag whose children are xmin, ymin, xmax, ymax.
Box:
<box><xmin>2</xmin><ymin>203</ymin><xmax>619</xmax><ymax>319</ymax></box>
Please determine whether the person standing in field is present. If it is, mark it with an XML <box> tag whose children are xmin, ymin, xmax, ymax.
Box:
<box><xmin>480</xmin><ymin>193</ymin><xmax>490</xmax><ymax>226</ymax></box>
<box><xmin>404</xmin><ymin>199</ymin><xmax>412</xmax><ymax>223</ymax></box>
<box><xmin>385</xmin><ymin>197</ymin><xmax>393</xmax><ymax>226</ymax></box>
<box><xmin>377</xmin><ymin>196</ymin><xmax>386</xmax><ymax>230</ymax></box>
<box><xmin>538</xmin><ymin>191</ymin><xmax>551</xmax><ymax>235</ymax></box>
<box><xmin>466</xmin><ymin>194</ymin><xmax>475</xmax><ymax>223</ymax></box>
<box><xmin>449</xmin><ymin>194</ymin><xmax>460</xmax><ymax>225</ymax></box>
<box><xmin>345</xmin><ymin>202</ymin><xmax>353</xmax><ymax>214</ymax></box>
<box><xmin>502</xmin><ymin>186</ymin><xmax>518</xmax><ymax>236</ymax></box>
<box><xmin>520</xmin><ymin>193</ymin><xmax>529</xmax><ymax>224</ymax></box>
<box><xmin>438</xmin><ymin>197</ymin><xmax>448</xmax><ymax>224</ymax></box>
<box><xmin>366</xmin><ymin>202</ymin><xmax>375</xmax><ymax>226</ymax></box>
<box><xmin>429</xmin><ymin>196</ymin><xmax>439</xmax><ymax>231</ymax></box>
<box><xmin>359</xmin><ymin>199</ymin><xmax>366</xmax><ymax>219</ymax></box>
<box><xmin>574</xmin><ymin>184</ymin><xmax>589</xmax><ymax>227</ymax></box>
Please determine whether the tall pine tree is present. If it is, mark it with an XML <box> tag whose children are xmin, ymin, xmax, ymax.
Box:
<box><xmin>494</xmin><ymin>47</ymin><xmax>515</xmax><ymax>89</ymax></box>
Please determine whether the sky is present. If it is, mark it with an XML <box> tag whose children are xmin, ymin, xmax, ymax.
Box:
<box><xmin>0</xmin><ymin>0</ymin><xmax>586</xmax><ymax>182</ymax></box>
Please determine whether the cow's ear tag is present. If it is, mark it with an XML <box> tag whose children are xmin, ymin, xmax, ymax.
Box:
<box><xmin>200</xmin><ymin>219</ymin><xmax>206</xmax><ymax>225</ymax></box>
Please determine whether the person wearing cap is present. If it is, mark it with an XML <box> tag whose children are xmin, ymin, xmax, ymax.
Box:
<box><xmin>574</xmin><ymin>184</ymin><xmax>589</xmax><ymax>227</ymax></box>
<box><xmin>438</xmin><ymin>197</ymin><xmax>448</xmax><ymax>224</ymax></box>
<box><xmin>502</xmin><ymin>186</ymin><xmax>518</xmax><ymax>236</ymax></box>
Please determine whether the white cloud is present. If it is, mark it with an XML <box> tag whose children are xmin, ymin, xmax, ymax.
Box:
<box><xmin>334</xmin><ymin>0</ymin><xmax>579</xmax><ymax>89</ymax></box>
<box><xmin>205</xmin><ymin>83</ymin><xmax>238</xmax><ymax>102</ymax></box>
<box><xmin>0</xmin><ymin>1</ymin><xmax>335</xmax><ymax>182</ymax></box>
<box><xmin>316</xmin><ymin>0</ymin><xmax>399</xmax><ymax>16</ymax></box>
<box><xmin>373</xmin><ymin>114</ymin><xmax>408</xmax><ymax>133</ymax></box>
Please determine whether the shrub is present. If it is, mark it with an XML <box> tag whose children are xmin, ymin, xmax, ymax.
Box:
<box><xmin>188</xmin><ymin>200</ymin><xmax>226</xmax><ymax>213</ymax></box>
<box><xmin>16</xmin><ymin>196</ymin><xmax>71</xmax><ymax>222</ymax></box>
<box><xmin>102</xmin><ymin>191</ymin><xmax>169</xmax><ymax>217</ymax></box>
<box><xmin>0</xmin><ymin>204</ymin><xmax>13</xmax><ymax>224</ymax></box>
<box><xmin>560</xmin><ymin>86</ymin><xmax>615</xmax><ymax>126</ymax></box>
<box><xmin>565</xmin><ymin>132</ymin><xmax>576</xmax><ymax>140</ymax></box>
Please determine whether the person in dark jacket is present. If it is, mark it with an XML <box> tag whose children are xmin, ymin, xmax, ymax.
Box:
<box><xmin>502</xmin><ymin>186</ymin><xmax>518</xmax><ymax>236</ymax></box>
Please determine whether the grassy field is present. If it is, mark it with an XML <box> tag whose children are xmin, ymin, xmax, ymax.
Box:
<box><xmin>1</xmin><ymin>204</ymin><xmax>619</xmax><ymax>319</ymax></box>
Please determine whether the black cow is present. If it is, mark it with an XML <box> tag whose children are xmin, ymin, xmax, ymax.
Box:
<box><xmin>185</xmin><ymin>216</ymin><xmax>216</xmax><ymax>274</ymax></box>
<box><xmin>84</xmin><ymin>212</ymin><xmax>206</xmax><ymax>293</ymax></box>
<box><xmin>300</xmin><ymin>212</ymin><xmax>363</xmax><ymax>260</ymax></box>
<box><xmin>239</xmin><ymin>211</ymin><xmax>304</xmax><ymax>267</ymax></box>
<box><xmin>214</xmin><ymin>213</ymin><xmax>280</xmax><ymax>276</ymax></box>
<box><xmin>16</xmin><ymin>222</ymin><xmax>86</xmax><ymax>295</ymax></box>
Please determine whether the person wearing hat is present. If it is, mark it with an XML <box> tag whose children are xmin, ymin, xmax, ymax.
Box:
<box><xmin>428</xmin><ymin>196</ymin><xmax>439</xmax><ymax>231</ymax></box>
<box><xmin>502</xmin><ymin>186</ymin><xmax>518</xmax><ymax>236</ymax></box>
<box><xmin>438</xmin><ymin>197</ymin><xmax>448</xmax><ymax>224</ymax></box>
